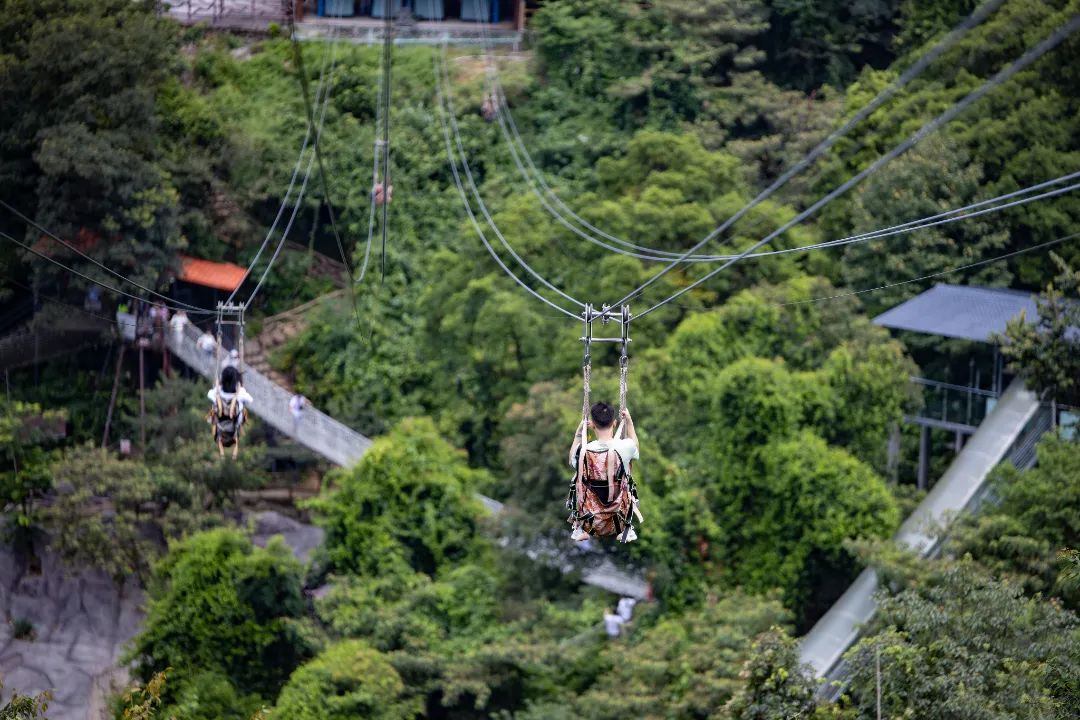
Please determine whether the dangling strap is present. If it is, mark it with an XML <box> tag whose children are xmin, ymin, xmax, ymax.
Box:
<box><xmin>238</xmin><ymin>305</ymin><xmax>245</xmax><ymax>370</ymax></box>
<box><xmin>575</xmin><ymin>305</ymin><xmax>593</xmax><ymax>513</ymax></box>
<box><xmin>616</xmin><ymin>304</ymin><xmax>630</xmax><ymax>440</ymax></box>
<box><xmin>214</xmin><ymin>307</ymin><xmax>223</xmax><ymax>382</ymax></box>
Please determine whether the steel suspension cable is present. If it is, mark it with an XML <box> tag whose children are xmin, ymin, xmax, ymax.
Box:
<box><xmin>775</xmin><ymin>231</ymin><xmax>1080</xmax><ymax>309</ymax></box>
<box><xmin>0</xmin><ymin>229</ymin><xmax>212</xmax><ymax>315</ymax></box>
<box><xmin>357</xmin><ymin>34</ymin><xmax>386</xmax><ymax>288</ymax></box>
<box><xmin>627</xmin><ymin>13</ymin><xmax>1080</xmax><ymax>319</ymax></box>
<box><xmin>433</xmin><ymin>51</ymin><xmax>580</xmax><ymax>321</ymax></box>
<box><xmin>224</xmin><ymin>37</ymin><xmax>334</xmax><ymax>305</ymax></box>
<box><xmin>480</xmin><ymin>0</ymin><xmax>1007</xmax><ymax>263</ymax></box>
<box><xmin>379</xmin><ymin>0</ymin><xmax>393</xmax><ymax>282</ymax></box>
<box><xmin>288</xmin><ymin>22</ymin><xmax>364</xmax><ymax>331</ymax></box>
<box><xmin>0</xmin><ymin>200</ymin><xmax>209</xmax><ymax>313</ymax></box>
<box><xmin>437</xmin><ymin>46</ymin><xmax>585</xmax><ymax>310</ymax></box>
<box><xmin>245</xmin><ymin>36</ymin><xmax>340</xmax><ymax>308</ymax></box>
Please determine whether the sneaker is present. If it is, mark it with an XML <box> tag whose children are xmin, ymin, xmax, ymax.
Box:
<box><xmin>620</xmin><ymin>527</ymin><xmax>638</xmax><ymax>543</ymax></box>
<box><xmin>571</xmin><ymin>525</ymin><xmax>590</xmax><ymax>542</ymax></box>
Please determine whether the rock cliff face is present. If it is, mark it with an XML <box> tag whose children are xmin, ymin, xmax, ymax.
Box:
<box><xmin>0</xmin><ymin>549</ymin><xmax>143</xmax><ymax>720</ymax></box>
<box><xmin>0</xmin><ymin>511</ymin><xmax>322</xmax><ymax>719</ymax></box>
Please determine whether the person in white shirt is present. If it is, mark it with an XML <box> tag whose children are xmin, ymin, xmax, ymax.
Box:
<box><xmin>223</xmin><ymin>348</ymin><xmax>241</xmax><ymax>369</ymax></box>
<box><xmin>289</xmin><ymin>393</ymin><xmax>308</xmax><ymax>435</ymax></box>
<box><xmin>568</xmin><ymin>402</ymin><xmax>640</xmax><ymax>542</ymax></box>
<box><xmin>196</xmin><ymin>331</ymin><xmax>216</xmax><ymax>358</ymax></box>
<box><xmin>603</xmin><ymin>608</ymin><xmax>626</xmax><ymax>638</ymax></box>
<box><xmin>617</xmin><ymin>597</ymin><xmax>637</xmax><ymax>623</ymax></box>
<box><xmin>170</xmin><ymin>310</ymin><xmax>188</xmax><ymax>341</ymax></box>
<box><xmin>207</xmin><ymin>366</ymin><xmax>253</xmax><ymax>459</ymax></box>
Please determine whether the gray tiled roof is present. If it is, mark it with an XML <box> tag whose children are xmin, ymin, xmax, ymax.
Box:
<box><xmin>873</xmin><ymin>283</ymin><xmax>1039</xmax><ymax>343</ymax></box>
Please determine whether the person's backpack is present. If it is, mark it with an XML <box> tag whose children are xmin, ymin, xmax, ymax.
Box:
<box><xmin>212</xmin><ymin>393</ymin><xmax>242</xmax><ymax>447</ymax></box>
<box><xmin>569</xmin><ymin>445</ymin><xmax>635</xmax><ymax>539</ymax></box>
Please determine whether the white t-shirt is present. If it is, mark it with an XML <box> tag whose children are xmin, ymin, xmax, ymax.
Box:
<box><xmin>289</xmin><ymin>395</ymin><xmax>306</xmax><ymax>417</ymax></box>
<box><xmin>603</xmin><ymin>613</ymin><xmax>625</xmax><ymax>638</ymax></box>
<box><xmin>570</xmin><ymin>438</ymin><xmax>639</xmax><ymax>470</ymax></box>
<box><xmin>617</xmin><ymin>597</ymin><xmax>637</xmax><ymax>623</ymax></box>
<box><xmin>207</xmin><ymin>386</ymin><xmax>253</xmax><ymax>409</ymax></box>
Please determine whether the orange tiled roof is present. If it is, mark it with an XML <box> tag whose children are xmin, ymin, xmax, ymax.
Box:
<box><xmin>178</xmin><ymin>255</ymin><xmax>247</xmax><ymax>291</ymax></box>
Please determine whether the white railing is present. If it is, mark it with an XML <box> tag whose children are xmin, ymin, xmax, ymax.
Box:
<box><xmin>170</xmin><ymin>322</ymin><xmax>371</xmax><ymax>466</ymax></box>
<box><xmin>164</xmin><ymin>0</ymin><xmax>288</xmax><ymax>27</ymax></box>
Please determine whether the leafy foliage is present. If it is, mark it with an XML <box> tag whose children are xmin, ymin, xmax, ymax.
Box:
<box><xmin>947</xmin><ymin>433</ymin><xmax>1080</xmax><ymax>610</ymax></box>
<box><xmin>845</xmin><ymin>557</ymin><xmax>1080</xmax><ymax>719</ymax></box>
<box><xmin>305</xmin><ymin>417</ymin><xmax>492</xmax><ymax>579</ymax></box>
<box><xmin>999</xmin><ymin>253</ymin><xmax>1080</xmax><ymax>403</ymax></box>
<box><xmin>0</xmin><ymin>0</ymin><xmax>183</xmax><ymax>288</ymax></box>
<box><xmin>272</xmin><ymin>640</ymin><xmax>422</xmax><ymax>720</ymax></box>
<box><xmin>724</xmin><ymin>628</ymin><xmax>817</xmax><ymax>720</ymax></box>
<box><xmin>128</xmin><ymin>528</ymin><xmax>315</xmax><ymax>705</ymax></box>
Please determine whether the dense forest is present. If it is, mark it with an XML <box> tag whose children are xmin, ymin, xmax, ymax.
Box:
<box><xmin>2</xmin><ymin>0</ymin><xmax>1080</xmax><ymax>717</ymax></box>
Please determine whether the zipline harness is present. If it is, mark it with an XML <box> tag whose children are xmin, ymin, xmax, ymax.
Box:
<box><xmin>568</xmin><ymin>304</ymin><xmax>640</xmax><ymax>541</ymax></box>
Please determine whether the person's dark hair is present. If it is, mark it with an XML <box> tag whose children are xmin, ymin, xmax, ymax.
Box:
<box><xmin>590</xmin><ymin>401</ymin><xmax>615</xmax><ymax>430</ymax></box>
<box><xmin>220</xmin><ymin>365</ymin><xmax>240</xmax><ymax>394</ymax></box>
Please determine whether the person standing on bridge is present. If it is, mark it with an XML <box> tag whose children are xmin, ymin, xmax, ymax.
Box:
<box><xmin>289</xmin><ymin>393</ymin><xmax>309</xmax><ymax>435</ymax></box>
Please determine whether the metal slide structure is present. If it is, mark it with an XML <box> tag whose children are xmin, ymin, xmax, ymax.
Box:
<box><xmin>167</xmin><ymin>322</ymin><xmax>648</xmax><ymax>598</ymax></box>
<box><xmin>799</xmin><ymin>377</ymin><xmax>1045</xmax><ymax>682</ymax></box>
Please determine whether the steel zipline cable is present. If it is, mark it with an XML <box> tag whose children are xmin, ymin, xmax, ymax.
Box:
<box><xmin>436</xmin><ymin>47</ymin><xmax>586</xmax><ymax>311</ymax></box>
<box><xmin>287</xmin><ymin>21</ymin><xmax>365</xmax><ymax>331</ymax></box>
<box><xmin>622</xmin><ymin>13</ymin><xmax>1080</xmax><ymax>320</ymax></box>
<box><xmin>478</xmin><ymin>0</ymin><xmax>1007</xmax><ymax>263</ymax></box>
<box><xmin>244</xmin><ymin>33</ymin><xmax>341</xmax><ymax>308</ymax></box>
<box><xmin>0</xmin><ymin>200</ymin><xmax>210</xmax><ymax>314</ymax></box>
<box><xmin>433</xmin><ymin>50</ymin><xmax>581</xmax><ymax>321</ymax></box>
<box><xmin>773</xmin><ymin>230</ymin><xmax>1080</xmax><ymax>309</ymax></box>
<box><xmin>223</xmin><ymin>35</ymin><xmax>335</xmax><ymax>306</ymax></box>
<box><xmin>0</xmin><ymin>34</ymin><xmax>339</xmax><ymax>318</ymax></box>
<box><xmin>379</xmin><ymin>0</ymin><xmax>393</xmax><ymax>283</ymax></box>
<box><xmin>0</xmin><ymin>229</ymin><xmax>211</xmax><ymax>315</ymax></box>
<box><xmin>438</xmin><ymin>41</ymin><xmax>1080</xmax><ymax>319</ymax></box>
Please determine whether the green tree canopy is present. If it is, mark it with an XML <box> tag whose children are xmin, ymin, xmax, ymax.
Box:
<box><xmin>0</xmin><ymin>0</ymin><xmax>182</xmax><ymax>288</ymax></box>
<box><xmin>845</xmin><ymin>558</ymin><xmax>1080</xmax><ymax>719</ymax></box>
<box><xmin>272</xmin><ymin>640</ymin><xmax>422</xmax><ymax>720</ymax></box>
<box><xmin>305</xmin><ymin>417</ymin><xmax>492</xmax><ymax>579</ymax></box>
<box><xmin>128</xmin><ymin>528</ymin><xmax>314</xmax><ymax>703</ymax></box>
<box><xmin>999</xmin><ymin>253</ymin><xmax>1080</xmax><ymax>404</ymax></box>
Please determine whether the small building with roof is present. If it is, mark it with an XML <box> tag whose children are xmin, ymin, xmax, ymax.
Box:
<box><xmin>874</xmin><ymin>283</ymin><xmax>1075</xmax><ymax>488</ymax></box>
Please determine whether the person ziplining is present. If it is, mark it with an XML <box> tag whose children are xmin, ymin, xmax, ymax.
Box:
<box><xmin>205</xmin><ymin>302</ymin><xmax>252</xmax><ymax>459</ymax></box>
<box><xmin>567</xmin><ymin>305</ymin><xmax>643</xmax><ymax>543</ymax></box>
<box><xmin>207</xmin><ymin>365</ymin><xmax>252</xmax><ymax>459</ymax></box>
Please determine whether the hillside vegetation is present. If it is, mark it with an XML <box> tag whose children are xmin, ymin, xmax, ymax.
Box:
<box><xmin>1</xmin><ymin>0</ymin><xmax>1079</xmax><ymax>717</ymax></box>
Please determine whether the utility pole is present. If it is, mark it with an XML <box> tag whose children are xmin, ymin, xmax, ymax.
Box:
<box><xmin>139</xmin><ymin>344</ymin><xmax>146</xmax><ymax>451</ymax></box>
<box><xmin>102</xmin><ymin>346</ymin><xmax>125</xmax><ymax>449</ymax></box>
<box><xmin>876</xmin><ymin>643</ymin><xmax>883</xmax><ymax>720</ymax></box>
